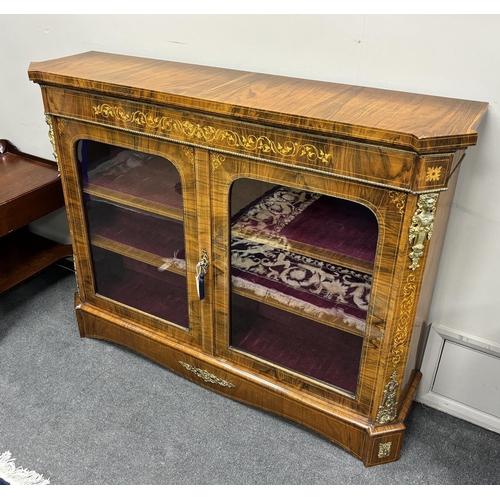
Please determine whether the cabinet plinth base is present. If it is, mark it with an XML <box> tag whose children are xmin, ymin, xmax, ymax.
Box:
<box><xmin>75</xmin><ymin>294</ymin><xmax>420</xmax><ymax>467</ymax></box>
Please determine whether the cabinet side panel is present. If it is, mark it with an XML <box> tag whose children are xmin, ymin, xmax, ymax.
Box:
<box><xmin>402</xmin><ymin>153</ymin><xmax>462</xmax><ymax>389</ymax></box>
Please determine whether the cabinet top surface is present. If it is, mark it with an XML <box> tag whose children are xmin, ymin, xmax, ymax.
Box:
<box><xmin>28</xmin><ymin>51</ymin><xmax>488</xmax><ymax>153</ymax></box>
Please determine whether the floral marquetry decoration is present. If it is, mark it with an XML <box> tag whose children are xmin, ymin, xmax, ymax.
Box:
<box><xmin>425</xmin><ymin>166</ymin><xmax>443</xmax><ymax>182</ymax></box>
<box><xmin>92</xmin><ymin>103</ymin><xmax>332</xmax><ymax>167</ymax></box>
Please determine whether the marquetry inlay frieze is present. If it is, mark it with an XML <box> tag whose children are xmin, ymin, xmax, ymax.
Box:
<box><xmin>93</xmin><ymin>103</ymin><xmax>332</xmax><ymax>167</ymax></box>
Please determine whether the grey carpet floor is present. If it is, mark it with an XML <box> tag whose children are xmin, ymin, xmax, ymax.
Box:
<box><xmin>1</xmin><ymin>264</ymin><xmax>499</xmax><ymax>485</ymax></box>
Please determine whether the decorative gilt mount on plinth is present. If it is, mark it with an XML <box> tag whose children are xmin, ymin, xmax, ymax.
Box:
<box><xmin>179</xmin><ymin>361</ymin><xmax>235</xmax><ymax>388</ymax></box>
<box><xmin>376</xmin><ymin>372</ymin><xmax>399</xmax><ymax>424</ymax></box>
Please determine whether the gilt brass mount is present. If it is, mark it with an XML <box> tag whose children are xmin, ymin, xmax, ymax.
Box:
<box><xmin>375</xmin><ymin>371</ymin><xmax>399</xmax><ymax>424</ymax></box>
<box><xmin>179</xmin><ymin>361</ymin><xmax>235</xmax><ymax>388</ymax></box>
<box><xmin>408</xmin><ymin>193</ymin><xmax>438</xmax><ymax>271</ymax></box>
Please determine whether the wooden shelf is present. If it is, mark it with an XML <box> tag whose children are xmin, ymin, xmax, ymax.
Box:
<box><xmin>231</xmin><ymin>285</ymin><xmax>366</xmax><ymax>337</ymax></box>
<box><xmin>90</xmin><ymin>235</ymin><xmax>186</xmax><ymax>276</ymax></box>
<box><xmin>231</xmin><ymin>228</ymin><xmax>374</xmax><ymax>275</ymax></box>
<box><xmin>0</xmin><ymin>228</ymin><xmax>72</xmax><ymax>293</ymax></box>
<box><xmin>229</xmin><ymin>185</ymin><xmax>374</xmax><ymax>336</ymax></box>
<box><xmin>83</xmin><ymin>142</ymin><xmax>184</xmax><ymax>220</ymax></box>
<box><xmin>91</xmin><ymin>246</ymin><xmax>189</xmax><ymax>327</ymax></box>
<box><xmin>86</xmin><ymin>198</ymin><xmax>185</xmax><ymax>264</ymax></box>
<box><xmin>84</xmin><ymin>184</ymin><xmax>183</xmax><ymax>221</ymax></box>
<box><xmin>231</xmin><ymin>294</ymin><xmax>364</xmax><ymax>393</ymax></box>
<box><xmin>0</xmin><ymin>139</ymin><xmax>65</xmax><ymax>237</ymax></box>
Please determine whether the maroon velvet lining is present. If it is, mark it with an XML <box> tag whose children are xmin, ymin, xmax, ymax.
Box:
<box><xmin>91</xmin><ymin>246</ymin><xmax>189</xmax><ymax>327</ymax></box>
<box><xmin>86</xmin><ymin>152</ymin><xmax>183</xmax><ymax>210</ymax></box>
<box><xmin>86</xmin><ymin>198</ymin><xmax>186</xmax><ymax>260</ymax></box>
<box><xmin>232</xmin><ymin>186</ymin><xmax>378</xmax><ymax>263</ymax></box>
<box><xmin>279</xmin><ymin>195</ymin><xmax>378</xmax><ymax>262</ymax></box>
<box><xmin>231</xmin><ymin>294</ymin><xmax>362</xmax><ymax>393</ymax></box>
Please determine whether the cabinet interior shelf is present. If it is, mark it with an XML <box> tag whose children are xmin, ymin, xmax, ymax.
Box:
<box><xmin>84</xmin><ymin>184</ymin><xmax>183</xmax><ymax>221</ymax></box>
<box><xmin>83</xmin><ymin>145</ymin><xmax>184</xmax><ymax>220</ymax></box>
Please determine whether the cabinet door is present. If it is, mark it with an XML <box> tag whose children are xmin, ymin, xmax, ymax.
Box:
<box><xmin>212</xmin><ymin>154</ymin><xmax>404</xmax><ymax>409</ymax></box>
<box><xmin>56</xmin><ymin>121</ymin><xmax>201</xmax><ymax>345</ymax></box>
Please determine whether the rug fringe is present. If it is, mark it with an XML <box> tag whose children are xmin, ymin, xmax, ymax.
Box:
<box><xmin>0</xmin><ymin>451</ymin><xmax>50</xmax><ymax>485</ymax></box>
<box><xmin>232</xmin><ymin>276</ymin><xmax>366</xmax><ymax>332</ymax></box>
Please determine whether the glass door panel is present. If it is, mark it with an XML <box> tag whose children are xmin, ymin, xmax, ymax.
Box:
<box><xmin>78</xmin><ymin>140</ymin><xmax>189</xmax><ymax>328</ymax></box>
<box><xmin>229</xmin><ymin>179</ymin><xmax>379</xmax><ymax>394</ymax></box>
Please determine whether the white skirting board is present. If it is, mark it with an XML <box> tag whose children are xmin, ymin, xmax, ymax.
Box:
<box><xmin>416</xmin><ymin>323</ymin><xmax>500</xmax><ymax>434</ymax></box>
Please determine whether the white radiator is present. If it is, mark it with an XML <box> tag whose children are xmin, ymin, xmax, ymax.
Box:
<box><xmin>416</xmin><ymin>323</ymin><xmax>500</xmax><ymax>434</ymax></box>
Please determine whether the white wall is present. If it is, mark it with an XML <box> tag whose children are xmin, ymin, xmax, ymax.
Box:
<box><xmin>1</xmin><ymin>14</ymin><xmax>499</xmax><ymax>415</ymax></box>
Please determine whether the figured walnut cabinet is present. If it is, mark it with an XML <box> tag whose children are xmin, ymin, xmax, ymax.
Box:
<box><xmin>28</xmin><ymin>51</ymin><xmax>487</xmax><ymax>466</ymax></box>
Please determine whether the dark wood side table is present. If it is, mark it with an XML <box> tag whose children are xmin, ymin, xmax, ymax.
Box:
<box><xmin>0</xmin><ymin>139</ymin><xmax>72</xmax><ymax>293</ymax></box>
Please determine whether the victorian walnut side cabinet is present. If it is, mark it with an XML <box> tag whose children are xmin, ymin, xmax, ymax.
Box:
<box><xmin>28</xmin><ymin>51</ymin><xmax>487</xmax><ymax>466</ymax></box>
